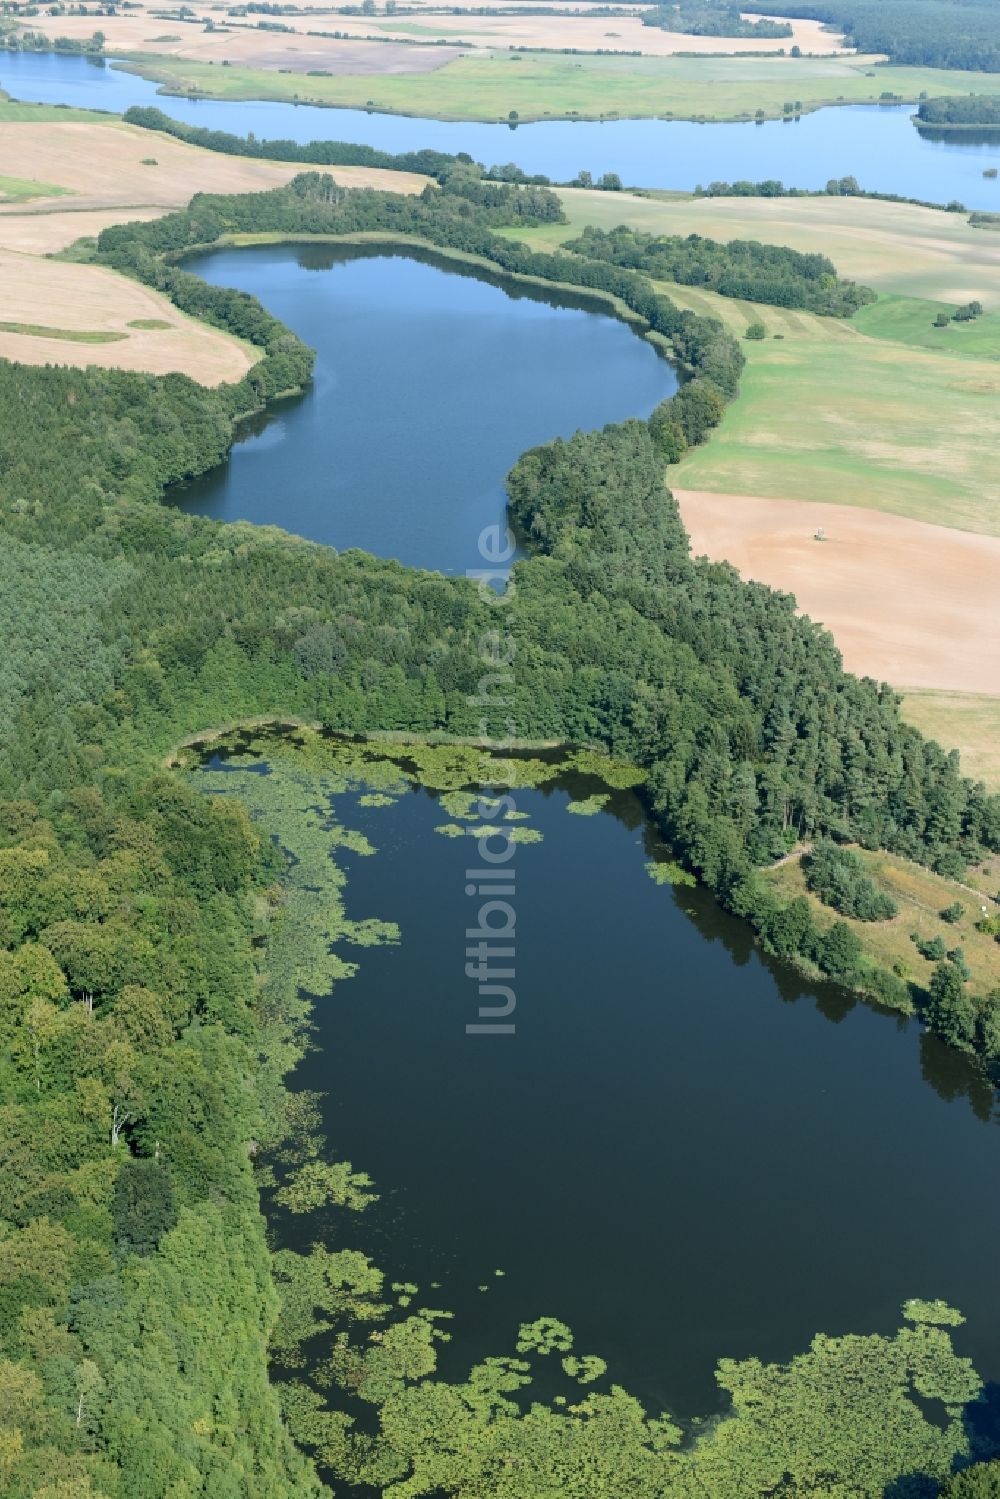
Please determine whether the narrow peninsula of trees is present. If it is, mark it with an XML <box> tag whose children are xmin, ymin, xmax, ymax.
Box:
<box><xmin>917</xmin><ymin>95</ymin><xmax>1000</xmax><ymax>128</ymax></box>
<box><xmin>642</xmin><ymin>0</ymin><xmax>792</xmax><ymax>38</ymax></box>
<box><xmin>565</xmin><ymin>223</ymin><xmax>876</xmax><ymax>315</ymax></box>
<box><xmin>122</xmin><ymin>105</ymin><xmax>561</xmax><ymax>184</ymax></box>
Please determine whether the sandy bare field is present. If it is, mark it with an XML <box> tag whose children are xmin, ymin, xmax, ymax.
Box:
<box><xmin>20</xmin><ymin>7</ymin><xmax>845</xmax><ymax>63</ymax></box>
<box><xmin>675</xmin><ymin>488</ymin><xmax>1000</xmax><ymax>695</ymax></box>
<box><xmin>0</xmin><ymin>206</ymin><xmax>165</xmax><ymax>255</ymax></box>
<box><xmin>19</xmin><ymin>14</ymin><xmax>467</xmax><ymax>71</ymax></box>
<box><xmin>0</xmin><ymin>247</ymin><xmax>256</xmax><ymax>382</ymax></box>
<box><xmin>0</xmin><ymin>121</ymin><xmax>426</xmax><ymax>380</ymax></box>
<box><xmin>0</xmin><ymin>121</ymin><xmax>427</xmax><ymax>251</ymax></box>
<box><xmin>322</xmin><ymin>11</ymin><xmax>847</xmax><ymax>55</ymax></box>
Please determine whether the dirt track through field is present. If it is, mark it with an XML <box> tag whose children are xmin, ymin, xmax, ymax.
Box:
<box><xmin>675</xmin><ymin>488</ymin><xmax>1000</xmax><ymax>695</ymax></box>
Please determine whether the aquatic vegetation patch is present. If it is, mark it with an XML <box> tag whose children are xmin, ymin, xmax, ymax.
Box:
<box><xmin>567</xmin><ymin>793</ymin><xmax>611</xmax><ymax>816</ymax></box>
<box><xmin>646</xmin><ymin>859</ymin><xmax>699</xmax><ymax>888</ymax></box>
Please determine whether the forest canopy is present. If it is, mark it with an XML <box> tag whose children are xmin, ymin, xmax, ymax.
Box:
<box><xmin>642</xmin><ymin>0</ymin><xmax>792</xmax><ymax>38</ymax></box>
<box><xmin>742</xmin><ymin>0</ymin><xmax>1000</xmax><ymax>71</ymax></box>
<box><xmin>917</xmin><ymin>95</ymin><xmax>1000</xmax><ymax>125</ymax></box>
<box><xmin>565</xmin><ymin>223</ymin><xmax>876</xmax><ymax>315</ymax></box>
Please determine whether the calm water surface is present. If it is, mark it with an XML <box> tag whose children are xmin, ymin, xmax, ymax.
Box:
<box><xmin>173</xmin><ymin>244</ymin><xmax>676</xmax><ymax>570</ymax></box>
<box><xmin>201</xmin><ymin>745</ymin><xmax>1000</xmax><ymax>1419</ymax></box>
<box><xmin>6</xmin><ymin>50</ymin><xmax>1000</xmax><ymax>205</ymax></box>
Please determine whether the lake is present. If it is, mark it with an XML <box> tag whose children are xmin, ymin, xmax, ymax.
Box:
<box><xmin>5</xmin><ymin>49</ymin><xmax>1000</xmax><ymax>207</ymax></box>
<box><xmin>198</xmin><ymin>735</ymin><xmax>1000</xmax><ymax>1421</ymax></box>
<box><xmin>172</xmin><ymin>243</ymin><xmax>676</xmax><ymax>571</ymax></box>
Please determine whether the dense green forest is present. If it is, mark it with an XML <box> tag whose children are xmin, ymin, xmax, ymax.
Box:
<box><xmin>2</xmin><ymin>170</ymin><xmax>1000</xmax><ymax>1494</ymax></box>
<box><xmin>743</xmin><ymin>0</ymin><xmax>1000</xmax><ymax>70</ymax></box>
<box><xmin>565</xmin><ymin>223</ymin><xmax>875</xmax><ymax>314</ymax></box>
<box><xmin>917</xmin><ymin>94</ymin><xmax>1000</xmax><ymax>125</ymax></box>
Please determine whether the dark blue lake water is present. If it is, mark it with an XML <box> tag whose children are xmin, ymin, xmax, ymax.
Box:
<box><xmin>199</xmin><ymin>738</ymin><xmax>1000</xmax><ymax>1420</ymax></box>
<box><xmin>172</xmin><ymin>244</ymin><xmax>676</xmax><ymax>570</ymax></box>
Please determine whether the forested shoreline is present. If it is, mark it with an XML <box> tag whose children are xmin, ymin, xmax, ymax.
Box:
<box><xmin>2</xmin><ymin>168</ymin><xmax>1000</xmax><ymax>1495</ymax></box>
<box><xmin>917</xmin><ymin>94</ymin><xmax>1000</xmax><ymax>127</ymax></box>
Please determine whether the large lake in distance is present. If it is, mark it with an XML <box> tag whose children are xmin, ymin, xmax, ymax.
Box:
<box><xmin>5</xmin><ymin>50</ymin><xmax>1000</xmax><ymax>207</ymax></box>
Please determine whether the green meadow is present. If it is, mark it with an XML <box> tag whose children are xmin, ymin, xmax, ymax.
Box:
<box><xmin>0</xmin><ymin>98</ymin><xmax>106</xmax><ymax>122</ymax></box>
<box><xmin>665</xmin><ymin>285</ymin><xmax>1000</xmax><ymax>536</ymax></box>
<box><xmin>118</xmin><ymin>49</ymin><xmax>1000</xmax><ymax>122</ymax></box>
<box><xmin>900</xmin><ymin>691</ymin><xmax>1000</xmax><ymax>788</ymax></box>
<box><xmin>0</xmin><ymin>171</ymin><xmax>71</xmax><ymax>201</ymax></box>
<box><xmin>509</xmin><ymin>194</ymin><xmax>1000</xmax><ymax>536</ymax></box>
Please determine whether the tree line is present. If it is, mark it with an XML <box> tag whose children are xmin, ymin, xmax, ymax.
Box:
<box><xmin>642</xmin><ymin>0</ymin><xmax>792</xmax><ymax>38</ymax></box>
<box><xmin>917</xmin><ymin>94</ymin><xmax>1000</xmax><ymax>126</ymax></box>
<box><xmin>565</xmin><ymin>223</ymin><xmax>876</xmax><ymax>315</ymax></box>
<box><xmin>121</xmin><ymin>105</ymin><xmax>555</xmax><ymax>185</ymax></box>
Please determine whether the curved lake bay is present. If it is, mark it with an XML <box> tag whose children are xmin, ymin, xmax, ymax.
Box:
<box><xmin>171</xmin><ymin>244</ymin><xmax>677</xmax><ymax>571</ymax></box>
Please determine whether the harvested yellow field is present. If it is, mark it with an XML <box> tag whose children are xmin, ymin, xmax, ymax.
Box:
<box><xmin>0</xmin><ymin>115</ymin><xmax>428</xmax><ymax>377</ymax></box>
<box><xmin>0</xmin><ymin>117</ymin><xmax>427</xmax><ymax>382</ymax></box>
<box><xmin>19</xmin><ymin>14</ymin><xmax>466</xmax><ymax>72</ymax></box>
<box><xmin>675</xmin><ymin>489</ymin><xmax>1000</xmax><ymax>696</ymax></box>
<box><xmin>20</xmin><ymin>5</ymin><xmax>846</xmax><ymax>63</ymax></box>
<box><xmin>0</xmin><ymin>247</ymin><xmax>255</xmax><ymax>383</ymax></box>
<box><xmin>0</xmin><ymin>120</ymin><xmax>425</xmax><ymax>220</ymax></box>
<box><xmin>332</xmin><ymin>11</ymin><xmax>849</xmax><ymax>57</ymax></box>
<box><xmin>0</xmin><ymin>206</ymin><xmax>166</xmax><ymax>255</ymax></box>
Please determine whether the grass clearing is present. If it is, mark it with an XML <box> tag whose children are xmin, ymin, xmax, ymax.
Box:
<box><xmin>763</xmin><ymin>847</ymin><xmax>1000</xmax><ymax>1000</ymax></box>
<box><xmin>851</xmin><ymin>295</ymin><xmax>1000</xmax><ymax>358</ymax></box>
<box><xmin>0</xmin><ymin>101</ymin><xmax>107</xmax><ymax>123</ymax></box>
<box><xmin>901</xmin><ymin>693</ymin><xmax>1000</xmax><ymax>790</ymax></box>
<box><xmin>114</xmin><ymin>49</ymin><xmax>1000</xmax><ymax>123</ymax></box>
<box><xmin>0</xmin><ymin>171</ymin><xmax>71</xmax><ymax>202</ymax></box>
<box><xmin>659</xmin><ymin>282</ymin><xmax>1000</xmax><ymax>536</ymax></box>
<box><xmin>0</xmin><ymin>319</ymin><xmax>126</xmax><ymax>343</ymax></box>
